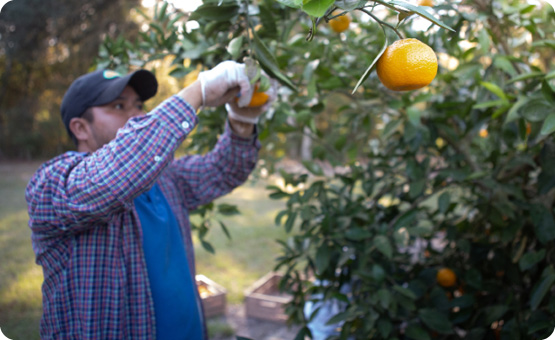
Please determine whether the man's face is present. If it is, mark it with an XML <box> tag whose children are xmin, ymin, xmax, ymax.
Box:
<box><xmin>83</xmin><ymin>86</ymin><xmax>145</xmax><ymax>152</ymax></box>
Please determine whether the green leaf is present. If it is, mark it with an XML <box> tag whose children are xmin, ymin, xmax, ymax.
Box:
<box><xmin>465</xmin><ymin>171</ymin><xmax>488</xmax><ymax>181</ymax></box>
<box><xmin>493</xmin><ymin>56</ymin><xmax>516</xmax><ymax>77</ymax></box>
<box><xmin>449</xmin><ymin>294</ymin><xmax>476</xmax><ymax>309</ymax></box>
<box><xmin>388</xmin><ymin>0</ymin><xmax>455</xmax><ymax>31</ymax></box>
<box><xmin>466</xmin><ymin>328</ymin><xmax>487</xmax><ymax>339</ymax></box>
<box><xmin>293</xmin><ymin>327</ymin><xmax>311</xmax><ymax>340</ymax></box>
<box><xmin>540</xmin><ymin>113</ymin><xmax>555</xmax><ymax>135</ymax></box>
<box><xmin>315</xmin><ymin>243</ymin><xmax>331</xmax><ymax>274</ymax></box>
<box><xmin>285</xmin><ymin>211</ymin><xmax>297</xmax><ymax>232</ymax></box>
<box><xmin>394</xmin><ymin>285</ymin><xmax>417</xmax><ymax>300</ymax></box>
<box><xmin>465</xmin><ymin>268</ymin><xmax>483</xmax><ymax>290</ymax></box>
<box><xmin>504</xmin><ymin>96</ymin><xmax>528</xmax><ymax>124</ymax></box>
<box><xmin>302</xmin><ymin>160</ymin><xmax>324</xmax><ymax>176</ymax></box>
<box><xmin>407</xmin><ymin>106</ymin><xmax>422</xmax><ymax>127</ymax></box>
<box><xmin>473</xmin><ymin>99</ymin><xmax>507</xmax><ymax>110</ymax></box>
<box><xmin>345</xmin><ymin>227</ymin><xmax>372</xmax><ymax>241</ymax></box>
<box><xmin>394</xmin><ymin>209</ymin><xmax>417</xmax><ymax>229</ymax></box>
<box><xmin>352</xmin><ymin>24</ymin><xmax>388</xmax><ymax>94</ymax></box>
<box><xmin>519</xmin><ymin>249</ymin><xmax>546</xmax><ymax>271</ymax></box>
<box><xmin>274</xmin><ymin>210</ymin><xmax>288</xmax><ymax>226</ymax></box>
<box><xmin>418</xmin><ymin>308</ymin><xmax>454</xmax><ymax>334</ymax></box>
<box><xmin>325</xmin><ymin>311</ymin><xmax>353</xmax><ymax>325</ymax></box>
<box><xmin>531</xmin><ymin>204</ymin><xmax>555</xmax><ymax>244</ymax></box>
<box><xmin>158</xmin><ymin>1</ymin><xmax>168</xmax><ymax>22</ymax></box>
<box><xmin>519</xmin><ymin>97</ymin><xmax>552</xmax><ymax>122</ymax></box>
<box><xmin>218</xmin><ymin>221</ymin><xmax>232</xmax><ymax>240</ymax></box>
<box><xmin>409</xmin><ymin>179</ymin><xmax>426</xmax><ymax>199</ymax></box>
<box><xmin>377</xmin><ymin>288</ymin><xmax>392</xmax><ymax>309</ymax></box>
<box><xmin>252</xmin><ymin>32</ymin><xmax>297</xmax><ymax>91</ymax></box>
<box><xmin>149</xmin><ymin>23</ymin><xmax>165</xmax><ymax>37</ymax></box>
<box><xmin>480</xmin><ymin>81</ymin><xmax>508</xmax><ymax>101</ymax></box>
<box><xmin>258</xmin><ymin>4</ymin><xmax>278</xmax><ymax>39</ymax></box>
<box><xmin>478</xmin><ymin>29</ymin><xmax>490</xmax><ymax>54</ymax></box>
<box><xmin>201</xmin><ymin>240</ymin><xmax>216</xmax><ymax>254</ymax></box>
<box><xmin>377</xmin><ymin>319</ymin><xmax>392</xmax><ymax>338</ymax></box>
<box><xmin>382</xmin><ymin>119</ymin><xmax>403</xmax><ymax>139</ymax></box>
<box><xmin>373</xmin><ymin>235</ymin><xmax>393</xmax><ymax>259</ymax></box>
<box><xmin>217</xmin><ymin>203</ymin><xmax>240</xmax><ymax>216</ymax></box>
<box><xmin>275</xmin><ymin>0</ymin><xmax>303</xmax><ymax>9</ymax></box>
<box><xmin>270</xmin><ymin>191</ymin><xmax>290</xmax><ymax>200</ymax></box>
<box><xmin>134</xmin><ymin>7</ymin><xmax>152</xmax><ymax>20</ymax></box>
<box><xmin>438</xmin><ymin>192</ymin><xmax>451</xmax><ymax>214</ymax></box>
<box><xmin>166</xmin><ymin>12</ymin><xmax>186</xmax><ymax>31</ymax></box>
<box><xmin>508</xmin><ymin>71</ymin><xmax>545</xmax><ymax>83</ymax></box>
<box><xmin>540</xmin><ymin>141</ymin><xmax>555</xmax><ymax>176</ymax></box>
<box><xmin>301</xmin><ymin>0</ymin><xmax>335</xmax><ymax>17</ymax></box>
<box><xmin>226</xmin><ymin>36</ymin><xmax>243</xmax><ymax>60</ymax></box>
<box><xmin>531</xmin><ymin>268</ymin><xmax>555</xmax><ymax>310</ymax></box>
<box><xmin>371</xmin><ymin>264</ymin><xmax>386</xmax><ymax>282</ymax></box>
<box><xmin>405</xmin><ymin>324</ymin><xmax>431</xmax><ymax>340</ymax></box>
<box><xmin>190</xmin><ymin>1</ymin><xmax>240</xmax><ymax>22</ymax></box>
<box><xmin>482</xmin><ymin>305</ymin><xmax>508</xmax><ymax>325</ymax></box>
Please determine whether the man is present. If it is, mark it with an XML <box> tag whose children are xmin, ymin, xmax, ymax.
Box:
<box><xmin>25</xmin><ymin>61</ymin><xmax>276</xmax><ymax>339</ymax></box>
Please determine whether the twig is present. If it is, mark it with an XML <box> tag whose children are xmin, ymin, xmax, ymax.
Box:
<box><xmin>359</xmin><ymin>8</ymin><xmax>404</xmax><ymax>40</ymax></box>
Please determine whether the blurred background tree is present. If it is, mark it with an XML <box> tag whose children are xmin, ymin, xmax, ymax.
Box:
<box><xmin>0</xmin><ymin>0</ymin><xmax>141</xmax><ymax>159</ymax></box>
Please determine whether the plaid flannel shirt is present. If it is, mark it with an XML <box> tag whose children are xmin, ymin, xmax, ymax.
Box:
<box><xmin>25</xmin><ymin>95</ymin><xmax>260</xmax><ymax>339</ymax></box>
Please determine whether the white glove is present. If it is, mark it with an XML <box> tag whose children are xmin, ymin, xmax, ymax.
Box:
<box><xmin>197</xmin><ymin>61</ymin><xmax>251</xmax><ymax>107</ymax></box>
<box><xmin>225</xmin><ymin>77</ymin><xmax>278</xmax><ymax>124</ymax></box>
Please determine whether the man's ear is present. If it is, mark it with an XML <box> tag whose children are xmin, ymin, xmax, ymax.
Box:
<box><xmin>69</xmin><ymin>117</ymin><xmax>90</xmax><ymax>142</ymax></box>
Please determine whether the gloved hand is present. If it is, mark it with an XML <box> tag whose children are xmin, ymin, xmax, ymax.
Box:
<box><xmin>225</xmin><ymin>77</ymin><xmax>278</xmax><ymax>124</ymax></box>
<box><xmin>197</xmin><ymin>61</ymin><xmax>251</xmax><ymax>107</ymax></box>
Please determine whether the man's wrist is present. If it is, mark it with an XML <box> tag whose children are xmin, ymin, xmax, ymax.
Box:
<box><xmin>228</xmin><ymin>118</ymin><xmax>255</xmax><ymax>138</ymax></box>
<box><xmin>177</xmin><ymin>81</ymin><xmax>202</xmax><ymax>112</ymax></box>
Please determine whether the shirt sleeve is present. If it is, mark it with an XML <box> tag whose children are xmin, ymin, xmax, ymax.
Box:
<box><xmin>166</xmin><ymin>120</ymin><xmax>260</xmax><ymax>211</ymax></box>
<box><xmin>25</xmin><ymin>95</ymin><xmax>198</xmax><ymax>237</ymax></box>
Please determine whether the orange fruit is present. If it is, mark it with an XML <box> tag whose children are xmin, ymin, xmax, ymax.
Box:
<box><xmin>436</xmin><ymin>268</ymin><xmax>457</xmax><ymax>287</ymax></box>
<box><xmin>418</xmin><ymin>0</ymin><xmax>434</xmax><ymax>6</ymax></box>
<box><xmin>479</xmin><ymin>128</ymin><xmax>488</xmax><ymax>138</ymax></box>
<box><xmin>248</xmin><ymin>84</ymin><xmax>269</xmax><ymax>107</ymax></box>
<box><xmin>376</xmin><ymin>38</ymin><xmax>438</xmax><ymax>91</ymax></box>
<box><xmin>198</xmin><ymin>285</ymin><xmax>211</xmax><ymax>298</ymax></box>
<box><xmin>329</xmin><ymin>11</ymin><xmax>351</xmax><ymax>33</ymax></box>
<box><xmin>248</xmin><ymin>91</ymin><xmax>269</xmax><ymax>107</ymax></box>
<box><xmin>237</xmin><ymin>84</ymin><xmax>269</xmax><ymax>107</ymax></box>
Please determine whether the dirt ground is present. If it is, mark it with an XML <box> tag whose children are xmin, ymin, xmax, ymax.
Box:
<box><xmin>210</xmin><ymin>304</ymin><xmax>301</xmax><ymax>340</ymax></box>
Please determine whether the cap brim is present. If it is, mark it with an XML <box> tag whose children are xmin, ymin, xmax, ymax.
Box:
<box><xmin>93</xmin><ymin>70</ymin><xmax>158</xmax><ymax>106</ymax></box>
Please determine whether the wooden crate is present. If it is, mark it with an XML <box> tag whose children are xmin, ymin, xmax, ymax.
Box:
<box><xmin>196</xmin><ymin>274</ymin><xmax>227</xmax><ymax>318</ymax></box>
<box><xmin>244</xmin><ymin>272</ymin><xmax>292</xmax><ymax>322</ymax></box>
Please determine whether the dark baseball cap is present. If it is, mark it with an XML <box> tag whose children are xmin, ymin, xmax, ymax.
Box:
<box><xmin>61</xmin><ymin>69</ymin><xmax>158</xmax><ymax>136</ymax></box>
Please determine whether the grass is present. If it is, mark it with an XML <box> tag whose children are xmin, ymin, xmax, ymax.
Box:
<box><xmin>193</xmin><ymin>180</ymin><xmax>288</xmax><ymax>304</ymax></box>
<box><xmin>0</xmin><ymin>161</ymin><xmax>290</xmax><ymax>339</ymax></box>
<box><xmin>0</xmin><ymin>161</ymin><xmax>44</xmax><ymax>340</ymax></box>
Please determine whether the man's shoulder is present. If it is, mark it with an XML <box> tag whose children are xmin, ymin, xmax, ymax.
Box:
<box><xmin>28</xmin><ymin>152</ymin><xmax>87</xmax><ymax>183</ymax></box>
<box><xmin>39</xmin><ymin>151</ymin><xmax>86</xmax><ymax>169</ymax></box>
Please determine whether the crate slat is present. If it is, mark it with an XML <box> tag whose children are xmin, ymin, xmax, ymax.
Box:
<box><xmin>244</xmin><ymin>272</ymin><xmax>292</xmax><ymax>322</ymax></box>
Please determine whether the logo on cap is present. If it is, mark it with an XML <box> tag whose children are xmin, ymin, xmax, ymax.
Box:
<box><xmin>103</xmin><ymin>70</ymin><xmax>121</xmax><ymax>79</ymax></box>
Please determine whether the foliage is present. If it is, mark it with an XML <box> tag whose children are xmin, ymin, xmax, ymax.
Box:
<box><xmin>0</xmin><ymin>0</ymin><xmax>141</xmax><ymax>159</ymax></box>
<box><xmin>93</xmin><ymin>0</ymin><xmax>555</xmax><ymax>339</ymax></box>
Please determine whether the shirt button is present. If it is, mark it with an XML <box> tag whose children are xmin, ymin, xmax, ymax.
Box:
<box><xmin>154</xmin><ymin>156</ymin><xmax>162</xmax><ymax>162</ymax></box>
<box><xmin>181</xmin><ymin>121</ymin><xmax>190</xmax><ymax>129</ymax></box>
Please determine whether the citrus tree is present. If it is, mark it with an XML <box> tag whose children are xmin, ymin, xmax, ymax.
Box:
<box><xmin>95</xmin><ymin>0</ymin><xmax>555</xmax><ymax>339</ymax></box>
